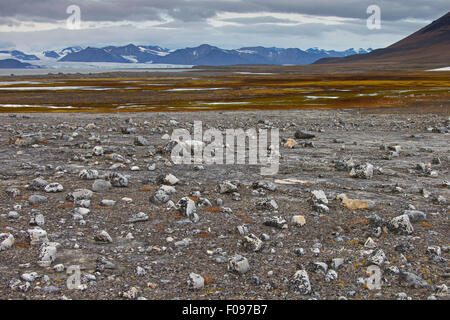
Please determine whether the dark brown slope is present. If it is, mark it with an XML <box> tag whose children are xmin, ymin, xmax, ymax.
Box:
<box><xmin>315</xmin><ymin>11</ymin><xmax>450</xmax><ymax>67</ymax></box>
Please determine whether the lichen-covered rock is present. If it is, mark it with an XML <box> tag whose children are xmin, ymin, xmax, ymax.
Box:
<box><xmin>228</xmin><ymin>254</ymin><xmax>250</xmax><ymax>274</ymax></box>
<box><xmin>243</xmin><ymin>234</ymin><xmax>264</xmax><ymax>252</ymax></box>
<box><xmin>66</xmin><ymin>189</ymin><xmax>93</xmax><ymax>202</ymax></box>
<box><xmin>27</xmin><ymin>228</ymin><xmax>48</xmax><ymax>246</ymax></box>
<box><xmin>389</xmin><ymin>214</ymin><xmax>414</xmax><ymax>235</ymax></box>
<box><xmin>349</xmin><ymin>162</ymin><xmax>374</xmax><ymax>179</ymax></box>
<box><xmin>79</xmin><ymin>169</ymin><xmax>99</xmax><ymax>180</ymax></box>
<box><xmin>290</xmin><ymin>270</ymin><xmax>312</xmax><ymax>294</ymax></box>
<box><xmin>44</xmin><ymin>182</ymin><xmax>63</xmax><ymax>193</ymax></box>
<box><xmin>107</xmin><ymin>172</ymin><xmax>129</xmax><ymax>187</ymax></box>
<box><xmin>176</xmin><ymin>197</ymin><xmax>198</xmax><ymax>222</ymax></box>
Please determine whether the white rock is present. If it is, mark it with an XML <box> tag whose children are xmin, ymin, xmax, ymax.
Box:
<box><xmin>21</xmin><ymin>272</ymin><xmax>38</xmax><ymax>282</ymax></box>
<box><xmin>228</xmin><ymin>254</ymin><xmax>250</xmax><ymax>274</ymax></box>
<box><xmin>93</xmin><ymin>146</ymin><xmax>104</xmax><ymax>156</ymax></box>
<box><xmin>121</xmin><ymin>197</ymin><xmax>133</xmax><ymax>203</ymax></box>
<box><xmin>38</xmin><ymin>243</ymin><xmax>57</xmax><ymax>267</ymax></box>
<box><xmin>389</xmin><ymin>214</ymin><xmax>414</xmax><ymax>234</ymax></box>
<box><xmin>159</xmin><ymin>185</ymin><xmax>177</xmax><ymax>195</ymax></box>
<box><xmin>291</xmin><ymin>215</ymin><xmax>306</xmax><ymax>226</ymax></box>
<box><xmin>44</xmin><ymin>183</ymin><xmax>64</xmax><ymax>193</ymax></box>
<box><xmin>53</xmin><ymin>264</ymin><xmax>65</xmax><ymax>272</ymax></box>
<box><xmin>311</xmin><ymin>190</ymin><xmax>328</xmax><ymax>204</ymax></box>
<box><xmin>136</xmin><ymin>266</ymin><xmax>147</xmax><ymax>276</ymax></box>
<box><xmin>364</xmin><ymin>237</ymin><xmax>377</xmax><ymax>248</ymax></box>
<box><xmin>291</xmin><ymin>270</ymin><xmax>312</xmax><ymax>294</ymax></box>
<box><xmin>94</xmin><ymin>230</ymin><xmax>113</xmax><ymax>243</ymax></box>
<box><xmin>0</xmin><ymin>233</ymin><xmax>15</xmax><ymax>251</ymax></box>
<box><xmin>27</xmin><ymin>228</ymin><xmax>48</xmax><ymax>246</ymax></box>
<box><xmin>164</xmin><ymin>174</ymin><xmax>179</xmax><ymax>185</ymax></box>
<box><xmin>74</xmin><ymin>207</ymin><xmax>90</xmax><ymax>215</ymax></box>
<box><xmin>188</xmin><ymin>273</ymin><xmax>204</xmax><ymax>290</ymax></box>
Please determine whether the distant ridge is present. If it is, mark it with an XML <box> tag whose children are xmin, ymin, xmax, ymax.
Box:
<box><xmin>314</xmin><ymin>11</ymin><xmax>450</xmax><ymax>68</ymax></box>
<box><xmin>0</xmin><ymin>59</ymin><xmax>37</xmax><ymax>69</ymax></box>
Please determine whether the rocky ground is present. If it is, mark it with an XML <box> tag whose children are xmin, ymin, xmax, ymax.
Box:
<box><xmin>0</xmin><ymin>108</ymin><xmax>448</xmax><ymax>300</ymax></box>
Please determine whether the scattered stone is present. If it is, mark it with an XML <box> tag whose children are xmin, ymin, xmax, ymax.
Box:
<box><xmin>252</xmin><ymin>181</ymin><xmax>277</xmax><ymax>191</ymax></box>
<box><xmin>79</xmin><ymin>169</ymin><xmax>99</xmax><ymax>180</ymax></box>
<box><xmin>263</xmin><ymin>216</ymin><xmax>288</xmax><ymax>229</ymax></box>
<box><xmin>228</xmin><ymin>254</ymin><xmax>250</xmax><ymax>274</ymax></box>
<box><xmin>27</xmin><ymin>228</ymin><xmax>48</xmax><ymax>246</ymax></box>
<box><xmin>255</xmin><ymin>198</ymin><xmax>278</xmax><ymax>211</ymax></box>
<box><xmin>29</xmin><ymin>213</ymin><xmax>45</xmax><ymax>226</ymax></box>
<box><xmin>44</xmin><ymin>183</ymin><xmax>63</xmax><ymax>193</ymax></box>
<box><xmin>331</xmin><ymin>258</ymin><xmax>345</xmax><ymax>270</ymax></box>
<box><xmin>311</xmin><ymin>190</ymin><xmax>328</xmax><ymax>205</ymax></box>
<box><xmin>67</xmin><ymin>189</ymin><xmax>93</xmax><ymax>202</ymax></box>
<box><xmin>404</xmin><ymin>210</ymin><xmax>427</xmax><ymax>223</ymax></box>
<box><xmin>174</xmin><ymin>238</ymin><xmax>192</xmax><ymax>248</ymax></box>
<box><xmin>38</xmin><ymin>243</ymin><xmax>57</xmax><ymax>267</ymax></box>
<box><xmin>122</xmin><ymin>287</ymin><xmax>139</xmax><ymax>299</ymax></box>
<box><xmin>8</xmin><ymin>211</ymin><xmax>19</xmax><ymax>219</ymax></box>
<box><xmin>28</xmin><ymin>195</ymin><xmax>48</xmax><ymax>205</ymax></box>
<box><xmin>150</xmin><ymin>189</ymin><xmax>170</xmax><ymax>205</ymax></box>
<box><xmin>399</xmin><ymin>272</ymin><xmax>429</xmax><ymax>288</ymax></box>
<box><xmin>0</xmin><ymin>233</ymin><xmax>15</xmax><ymax>251</ymax></box>
<box><xmin>389</xmin><ymin>214</ymin><xmax>414</xmax><ymax>235</ymax></box>
<box><xmin>134</xmin><ymin>135</ymin><xmax>150</xmax><ymax>146</ymax></box>
<box><xmin>176</xmin><ymin>197</ymin><xmax>199</xmax><ymax>222</ymax></box>
<box><xmin>107</xmin><ymin>172</ymin><xmax>129</xmax><ymax>187</ymax></box>
<box><xmin>325</xmin><ymin>270</ymin><xmax>338</xmax><ymax>282</ymax></box>
<box><xmin>368</xmin><ymin>249</ymin><xmax>386</xmax><ymax>266</ymax></box>
<box><xmin>341</xmin><ymin>198</ymin><xmax>375</xmax><ymax>210</ymax></box>
<box><xmin>29</xmin><ymin>178</ymin><xmax>49</xmax><ymax>191</ymax></box>
<box><xmin>364</xmin><ymin>237</ymin><xmax>377</xmax><ymax>249</ymax></box>
<box><xmin>128</xmin><ymin>212</ymin><xmax>149</xmax><ymax>223</ymax></box>
<box><xmin>21</xmin><ymin>272</ymin><xmax>38</xmax><ymax>282</ymax></box>
<box><xmin>92</xmin><ymin>146</ymin><xmax>104</xmax><ymax>156</ymax></box>
<box><xmin>349</xmin><ymin>163</ymin><xmax>374</xmax><ymax>179</ymax></box>
<box><xmin>100</xmin><ymin>199</ymin><xmax>116</xmax><ymax>207</ymax></box>
<box><xmin>187</xmin><ymin>273</ymin><xmax>204</xmax><ymax>290</ymax></box>
<box><xmin>94</xmin><ymin>230</ymin><xmax>113</xmax><ymax>243</ymax></box>
<box><xmin>242</xmin><ymin>234</ymin><xmax>264</xmax><ymax>252</ymax></box>
<box><xmin>136</xmin><ymin>266</ymin><xmax>147</xmax><ymax>276</ymax></box>
<box><xmin>290</xmin><ymin>270</ymin><xmax>312</xmax><ymax>294</ymax></box>
<box><xmin>291</xmin><ymin>215</ymin><xmax>306</xmax><ymax>227</ymax></box>
<box><xmin>294</xmin><ymin>130</ymin><xmax>315</xmax><ymax>139</ymax></box>
<box><xmin>284</xmin><ymin>138</ymin><xmax>295</xmax><ymax>148</ymax></box>
<box><xmin>6</xmin><ymin>187</ymin><xmax>21</xmax><ymax>198</ymax></box>
<box><xmin>218</xmin><ymin>180</ymin><xmax>239</xmax><ymax>194</ymax></box>
<box><xmin>163</xmin><ymin>174</ymin><xmax>179</xmax><ymax>185</ymax></box>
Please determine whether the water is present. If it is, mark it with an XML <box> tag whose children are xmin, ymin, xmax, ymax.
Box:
<box><xmin>0</xmin><ymin>67</ymin><xmax>194</xmax><ymax>76</ymax></box>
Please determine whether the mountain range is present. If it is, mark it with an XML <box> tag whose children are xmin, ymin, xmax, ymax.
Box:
<box><xmin>0</xmin><ymin>44</ymin><xmax>371</xmax><ymax>68</ymax></box>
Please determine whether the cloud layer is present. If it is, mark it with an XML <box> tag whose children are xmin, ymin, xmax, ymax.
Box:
<box><xmin>0</xmin><ymin>0</ymin><xmax>447</xmax><ymax>51</ymax></box>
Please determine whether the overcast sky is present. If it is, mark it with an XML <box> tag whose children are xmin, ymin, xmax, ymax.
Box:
<box><xmin>0</xmin><ymin>0</ymin><xmax>448</xmax><ymax>52</ymax></box>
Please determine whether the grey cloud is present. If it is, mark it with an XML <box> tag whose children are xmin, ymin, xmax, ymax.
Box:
<box><xmin>0</xmin><ymin>0</ymin><xmax>448</xmax><ymax>23</ymax></box>
<box><xmin>220</xmin><ymin>16</ymin><xmax>299</xmax><ymax>25</ymax></box>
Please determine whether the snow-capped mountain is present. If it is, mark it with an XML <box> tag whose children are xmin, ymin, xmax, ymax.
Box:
<box><xmin>0</xmin><ymin>43</ymin><xmax>372</xmax><ymax>68</ymax></box>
